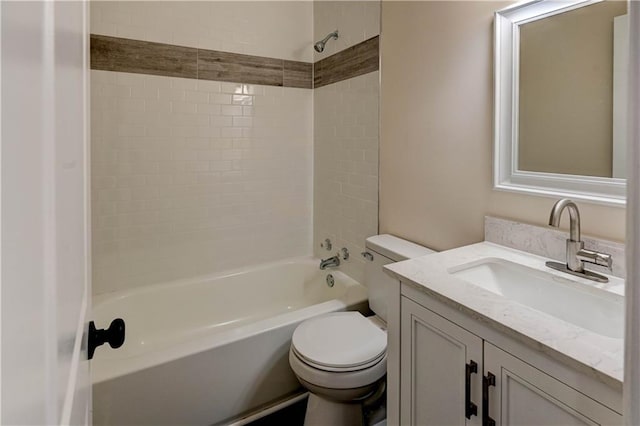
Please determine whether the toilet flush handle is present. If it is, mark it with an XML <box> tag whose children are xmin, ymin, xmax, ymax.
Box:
<box><xmin>361</xmin><ymin>251</ymin><xmax>374</xmax><ymax>261</ymax></box>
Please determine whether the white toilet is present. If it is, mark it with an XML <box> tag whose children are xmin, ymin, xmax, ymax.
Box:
<box><xmin>289</xmin><ymin>235</ymin><xmax>435</xmax><ymax>426</ymax></box>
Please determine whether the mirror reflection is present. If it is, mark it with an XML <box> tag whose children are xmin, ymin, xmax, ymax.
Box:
<box><xmin>517</xmin><ymin>1</ymin><xmax>628</xmax><ymax>178</ymax></box>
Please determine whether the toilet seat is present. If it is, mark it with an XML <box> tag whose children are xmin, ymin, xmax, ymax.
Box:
<box><xmin>291</xmin><ymin>312</ymin><xmax>387</xmax><ymax>372</ymax></box>
<box><xmin>291</xmin><ymin>345</ymin><xmax>386</xmax><ymax>372</ymax></box>
<box><xmin>289</xmin><ymin>312</ymin><xmax>388</xmax><ymax>390</ymax></box>
<box><xmin>289</xmin><ymin>347</ymin><xmax>387</xmax><ymax>390</ymax></box>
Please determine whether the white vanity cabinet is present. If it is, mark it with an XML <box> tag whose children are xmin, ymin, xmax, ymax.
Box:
<box><xmin>400</xmin><ymin>297</ymin><xmax>483</xmax><ymax>426</ymax></box>
<box><xmin>397</xmin><ymin>292</ymin><xmax>623</xmax><ymax>426</ymax></box>
<box><xmin>485</xmin><ymin>343</ymin><xmax>621</xmax><ymax>426</ymax></box>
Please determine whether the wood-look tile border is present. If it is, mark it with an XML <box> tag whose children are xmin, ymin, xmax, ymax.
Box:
<box><xmin>90</xmin><ymin>34</ymin><xmax>312</xmax><ymax>89</ymax></box>
<box><xmin>90</xmin><ymin>34</ymin><xmax>379</xmax><ymax>89</ymax></box>
<box><xmin>314</xmin><ymin>36</ymin><xmax>379</xmax><ymax>89</ymax></box>
<box><xmin>90</xmin><ymin>34</ymin><xmax>199</xmax><ymax>79</ymax></box>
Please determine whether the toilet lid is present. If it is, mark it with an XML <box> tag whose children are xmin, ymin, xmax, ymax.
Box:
<box><xmin>291</xmin><ymin>312</ymin><xmax>387</xmax><ymax>370</ymax></box>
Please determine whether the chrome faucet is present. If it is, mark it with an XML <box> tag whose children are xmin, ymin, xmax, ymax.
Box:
<box><xmin>319</xmin><ymin>254</ymin><xmax>340</xmax><ymax>270</ymax></box>
<box><xmin>546</xmin><ymin>199</ymin><xmax>612</xmax><ymax>283</ymax></box>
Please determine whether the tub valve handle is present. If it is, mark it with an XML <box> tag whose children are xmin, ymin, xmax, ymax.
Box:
<box><xmin>88</xmin><ymin>318</ymin><xmax>125</xmax><ymax>360</ymax></box>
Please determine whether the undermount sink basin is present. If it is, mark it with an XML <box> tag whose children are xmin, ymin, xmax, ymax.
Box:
<box><xmin>449</xmin><ymin>258</ymin><xmax>624</xmax><ymax>339</ymax></box>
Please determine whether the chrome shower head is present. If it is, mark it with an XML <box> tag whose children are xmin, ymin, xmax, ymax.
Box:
<box><xmin>314</xmin><ymin>30</ymin><xmax>339</xmax><ymax>53</ymax></box>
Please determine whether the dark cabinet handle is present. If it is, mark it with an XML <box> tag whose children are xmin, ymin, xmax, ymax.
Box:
<box><xmin>88</xmin><ymin>318</ymin><xmax>125</xmax><ymax>360</ymax></box>
<box><xmin>483</xmin><ymin>372</ymin><xmax>496</xmax><ymax>426</ymax></box>
<box><xmin>465</xmin><ymin>360</ymin><xmax>478</xmax><ymax>418</ymax></box>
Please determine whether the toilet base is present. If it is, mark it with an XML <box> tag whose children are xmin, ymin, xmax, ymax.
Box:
<box><xmin>304</xmin><ymin>393</ymin><xmax>363</xmax><ymax>426</ymax></box>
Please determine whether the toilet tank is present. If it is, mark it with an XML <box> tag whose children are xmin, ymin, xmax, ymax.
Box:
<box><xmin>364</xmin><ymin>235</ymin><xmax>435</xmax><ymax>322</ymax></box>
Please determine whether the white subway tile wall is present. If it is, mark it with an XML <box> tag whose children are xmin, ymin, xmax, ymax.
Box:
<box><xmin>91</xmin><ymin>70</ymin><xmax>313</xmax><ymax>294</ymax></box>
<box><xmin>91</xmin><ymin>1</ymin><xmax>314</xmax><ymax>62</ymax></box>
<box><xmin>313</xmin><ymin>1</ymin><xmax>381</xmax><ymax>61</ymax></box>
<box><xmin>314</xmin><ymin>71</ymin><xmax>380</xmax><ymax>283</ymax></box>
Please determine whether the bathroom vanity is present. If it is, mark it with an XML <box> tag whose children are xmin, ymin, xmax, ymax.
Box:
<box><xmin>384</xmin><ymin>241</ymin><xmax>624</xmax><ymax>426</ymax></box>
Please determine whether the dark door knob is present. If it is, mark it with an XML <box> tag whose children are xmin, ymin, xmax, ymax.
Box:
<box><xmin>88</xmin><ymin>318</ymin><xmax>125</xmax><ymax>360</ymax></box>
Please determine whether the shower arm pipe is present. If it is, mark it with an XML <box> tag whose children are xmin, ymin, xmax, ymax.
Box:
<box><xmin>319</xmin><ymin>30</ymin><xmax>339</xmax><ymax>45</ymax></box>
<box><xmin>314</xmin><ymin>30</ymin><xmax>339</xmax><ymax>52</ymax></box>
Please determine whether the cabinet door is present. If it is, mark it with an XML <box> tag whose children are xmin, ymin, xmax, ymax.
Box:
<box><xmin>484</xmin><ymin>343</ymin><xmax>622</xmax><ymax>426</ymax></box>
<box><xmin>400</xmin><ymin>297</ymin><xmax>483</xmax><ymax>426</ymax></box>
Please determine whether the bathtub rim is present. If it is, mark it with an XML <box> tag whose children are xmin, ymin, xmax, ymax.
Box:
<box><xmin>91</xmin><ymin>256</ymin><xmax>368</xmax><ymax>384</ymax></box>
<box><xmin>92</xmin><ymin>255</ymin><xmax>345</xmax><ymax>304</ymax></box>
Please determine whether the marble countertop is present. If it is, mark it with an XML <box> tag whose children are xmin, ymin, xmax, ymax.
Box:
<box><xmin>385</xmin><ymin>241</ymin><xmax>624</xmax><ymax>389</ymax></box>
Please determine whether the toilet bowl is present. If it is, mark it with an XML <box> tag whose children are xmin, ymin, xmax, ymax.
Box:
<box><xmin>289</xmin><ymin>312</ymin><xmax>387</xmax><ymax>426</ymax></box>
<box><xmin>289</xmin><ymin>235</ymin><xmax>435</xmax><ymax>426</ymax></box>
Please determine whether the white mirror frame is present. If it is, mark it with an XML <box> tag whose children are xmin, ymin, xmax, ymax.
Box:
<box><xmin>494</xmin><ymin>0</ymin><xmax>626</xmax><ymax>206</ymax></box>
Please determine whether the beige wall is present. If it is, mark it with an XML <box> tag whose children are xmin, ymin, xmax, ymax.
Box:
<box><xmin>519</xmin><ymin>1</ymin><xmax>627</xmax><ymax>177</ymax></box>
<box><xmin>380</xmin><ymin>1</ymin><xmax>625</xmax><ymax>252</ymax></box>
<box><xmin>91</xmin><ymin>1</ymin><xmax>313</xmax><ymax>61</ymax></box>
<box><xmin>313</xmin><ymin>1</ymin><xmax>381</xmax><ymax>60</ymax></box>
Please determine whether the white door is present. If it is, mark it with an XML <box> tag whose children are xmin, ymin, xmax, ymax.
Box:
<box><xmin>400</xmin><ymin>297</ymin><xmax>483</xmax><ymax>426</ymax></box>
<box><xmin>484</xmin><ymin>343</ymin><xmax>621</xmax><ymax>426</ymax></box>
<box><xmin>1</xmin><ymin>1</ymin><xmax>91</xmax><ymax>424</ymax></box>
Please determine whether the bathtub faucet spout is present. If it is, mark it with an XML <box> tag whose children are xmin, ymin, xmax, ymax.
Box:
<box><xmin>319</xmin><ymin>255</ymin><xmax>340</xmax><ymax>270</ymax></box>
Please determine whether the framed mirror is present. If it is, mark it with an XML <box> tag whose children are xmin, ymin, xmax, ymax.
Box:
<box><xmin>494</xmin><ymin>0</ymin><xmax>628</xmax><ymax>206</ymax></box>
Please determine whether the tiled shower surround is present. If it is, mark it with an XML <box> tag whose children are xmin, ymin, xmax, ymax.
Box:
<box><xmin>313</xmin><ymin>1</ymin><xmax>381</xmax><ymax>61</ymax></box>
<box><xmin>90</xmin><ymin>1</ymin><xmax>380</xmax><ymax>294</ymax></box>
<box><xmin>91</xmin><ymin>71</ymin><xmax>312</xmax><ymax>294</ymax></box>
<box><xmin>90</xmin><ymin>1</ymin><xmax>314</xmax><ymax>62</ymax></box>
<box><xmin>314</xmin><ymin>72</ymin><xmax>380</xmax><ymax>283</ymax></box>
<box><xmin>313</xmin><ymin>2</ymin><xmax>380</xmax><ymax>283</ymax></box>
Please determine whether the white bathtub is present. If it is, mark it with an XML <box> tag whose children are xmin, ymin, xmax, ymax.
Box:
<box><xmin>91</xmin><ymin>257</ymin><xmax>368</xmax><ymax>425</ymax></box>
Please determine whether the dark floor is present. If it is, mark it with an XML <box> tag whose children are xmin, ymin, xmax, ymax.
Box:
<box><xmin>247</xmin><ymin>397</ymin><xmax>307</xmax><ymax>426</ymax></box>
<box><xmin>246</xmin><ymin>384</ymin><xmax>386</xmax><ymax>426</ymax></box>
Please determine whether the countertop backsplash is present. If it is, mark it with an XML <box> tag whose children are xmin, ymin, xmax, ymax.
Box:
<box><xmin>484</xmin><ymin>216</ymin><xmax>626</xmax><ymax>279</ymax></box>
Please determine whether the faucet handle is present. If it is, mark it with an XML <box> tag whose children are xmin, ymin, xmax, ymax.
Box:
<box><xmin>577</xmin><ymin>249</ymin><xmax>613</xmax><ymax>270</ymax></box>
<box><xmin>341</xmin><ymin>247</ymin><xmax>349</xmax><ymax>260</ymax></box>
